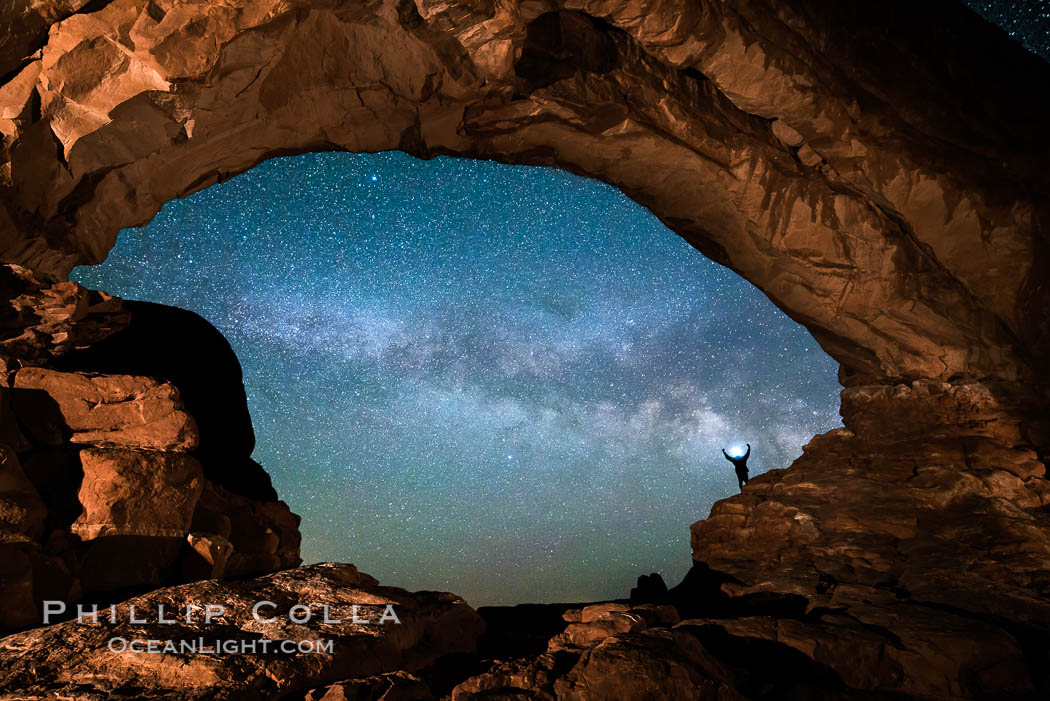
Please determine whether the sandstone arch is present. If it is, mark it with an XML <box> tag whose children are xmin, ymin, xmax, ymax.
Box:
<box><xmin>1</xmin><ymin>0</ymin><xmax>1047</xmax><ymax>390</ymax></box>
<box><xmin>3</xmin><ymin>2</ymin><xmax>1050</xmax><ymax>698</ymax></box>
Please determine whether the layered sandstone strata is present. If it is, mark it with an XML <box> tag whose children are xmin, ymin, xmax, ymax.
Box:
<box><xmin>0</xmin><ymin>265</ymin><xmax>300</xmax><ymax>629</ymax></box>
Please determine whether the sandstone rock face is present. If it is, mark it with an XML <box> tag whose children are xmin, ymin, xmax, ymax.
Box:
<box><xmin>452</xmin><ymin>616</ymin><xmax>745</xmax><ymax>701</ymax></box>
<box><xmin>73</xmin><ymin>447</ymin><xmax>204</xmax><ymax>539</ymax></box>
<box><xmin>0</xmin><ymin>274</ymin><xmax>300</xmax><ymax>631</ymax></box>
<box><xmin>0</xmin><ymin>1</ymin><xmax>1047</xmax><ymax>387</ymax></box>
<box><xmin>0</xmin><ymin>563</ymin><xmax>485</xmax><ymax>700</ymax></box>
<box><xmin>13</xmin><ymin>367</ymin><xmax>200</xmax><ymax>451</ymax></box>
<box><xmin>685</xmin><ymin>382</ymin><xmax>1050</xmax><ymax>698</ymax></box>
<box><xmin>0</xmin><ymin>263</ymin><xmax>129</xmax><ymax>368</ymax></box>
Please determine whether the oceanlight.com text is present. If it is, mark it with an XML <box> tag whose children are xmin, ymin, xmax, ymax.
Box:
<box><xmin>108</xmin><ymin>637</ymin><xmax>335</xmax><ymax>655</ymax></box>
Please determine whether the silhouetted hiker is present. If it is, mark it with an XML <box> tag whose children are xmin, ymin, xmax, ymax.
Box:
<box><xmin>722</xmin><ymin>443</ymin><xmax>750</xmax><ymax>489</ymax></box>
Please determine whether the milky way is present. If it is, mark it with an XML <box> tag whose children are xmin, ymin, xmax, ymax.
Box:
<box><xmin>70</xmin><ymin>5</ymin><xmax>1046</xmax><ymax>607</ymax></box>
<box><xmin>73</xmin><ymin>153</ymin><xmax>841</xmax><ymax>605</ymax></box>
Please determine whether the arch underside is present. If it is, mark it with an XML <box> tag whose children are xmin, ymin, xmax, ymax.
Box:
<box><xmin>0</xmin><ymin>0</ymin><xmax>1047</xmax><ymax>387</ymax></box>
<box><xmin>2</xmin><ymin>1</ymin><xmax>1050</xmax><ymax>698</ymax></box>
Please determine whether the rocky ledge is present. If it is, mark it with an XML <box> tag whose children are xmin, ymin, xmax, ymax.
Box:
<box><xmin>0</xmin><ymin>562</ymin><xmax>484</xmax><ymax>700</ymax></box>
<box><xmin>438</xmin><ymin>382</ymin><xmax>1050</xmax><ymax>700</ymax></box>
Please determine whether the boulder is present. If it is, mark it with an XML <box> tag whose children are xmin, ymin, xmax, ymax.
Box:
<box><xmin>0</xmin><ymin>563</ymin><xmax>484</xmax><ymax>700</ymax></box>
<box><xmin>72</xmin><ymin>447</ymin><xmax>204</xmax><ymax>540</ymax></box>
<box><xmin>0</xmin><ymin>311</ymin><xmax>299</xmax><ymax>630</ymax></box>
<box><xmin>53</xmin><ymin>300</ymin><xmax>278</xmax><ymax>501</ymax></box>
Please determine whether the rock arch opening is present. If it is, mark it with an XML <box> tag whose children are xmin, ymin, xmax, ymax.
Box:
<box><xmin>69</xmin><ymin>150</ymin><xmax>843</xmax><ymax>605</ymax></box>
<box><xmin>3</xmin><ymin>2</ymin><xmax>1050</xmax><ymax>697</ymax></box>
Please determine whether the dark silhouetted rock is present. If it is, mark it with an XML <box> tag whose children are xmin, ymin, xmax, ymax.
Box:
<box><xmin>629</xmin><ymin>571</ymin><xmax>668</xmax><ymax>604</ymax></box>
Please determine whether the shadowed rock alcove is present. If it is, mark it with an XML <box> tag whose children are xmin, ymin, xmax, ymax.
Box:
<box><xmin>2</xmin><ymin>1</ymin><xmax>1049</xmax><ymax>699</ymax></box>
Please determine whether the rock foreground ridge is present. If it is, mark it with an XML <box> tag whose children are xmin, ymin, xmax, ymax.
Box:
<box><xmin>1</xmin><ymin>1</ymin><xmax>1049</xmax><ymax>699</ymax></box>
<box><xmin>0</xmin><ymin>563</ymin><xmax>485</xmax><ymax>700</ymax></box>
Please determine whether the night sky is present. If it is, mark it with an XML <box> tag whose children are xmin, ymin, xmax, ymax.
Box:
<box><xmin>70</xmin><ymin>4</ymin><xmax>1045</xmax><ymax>607</ymax></box>
<box><xmin>963</xmin><ymin>0</ymin><xmax>1049</xmax><ymax>59</ymax></box>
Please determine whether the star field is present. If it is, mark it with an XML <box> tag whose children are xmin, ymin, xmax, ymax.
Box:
<box><xmin>963</xmin><ymin>0</ymin><xmax>1050</xmax><ymax>59</ymax></box>
<box><xmin>73</xmin><ymin>153</ymin><xmax>841</xmax><ymax>605</ymax></box>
